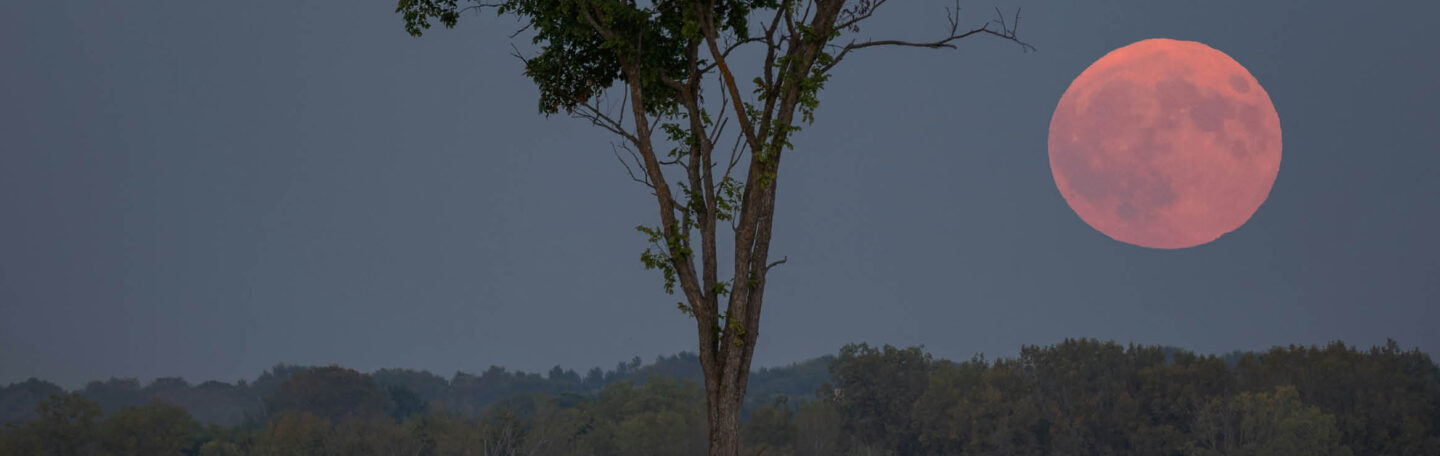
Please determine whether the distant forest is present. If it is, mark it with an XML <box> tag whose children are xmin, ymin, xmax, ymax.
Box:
<box><xmin>1</xmin><ymin>339</ymin><xmax>1437</xmax><ymax>455</ymax></box>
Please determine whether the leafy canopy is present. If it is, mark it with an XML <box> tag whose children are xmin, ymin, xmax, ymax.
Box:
<box><xmin>398</xmin><ymin>0</ymin><xmax>778</xmax><ymax>115</ymax></box>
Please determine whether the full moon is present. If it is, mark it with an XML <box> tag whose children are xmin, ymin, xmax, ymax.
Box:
<box><xmin>1048</xmin><ymin>38</ymin><xmax>1282</xmax><ymax>249</ymax></box>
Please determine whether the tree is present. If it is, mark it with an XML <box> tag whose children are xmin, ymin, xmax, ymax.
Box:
<box><xmin>580</xmin><ymin>377</ymin><xmax>708</xmax><ymax>456</ymax></box>
<box><xmin>394</xmin><ymin>1</ymin><xmax>1031</xmax><ymax>453</ymax></box>
<box><xmin>1130</xmin><ymin>348</ymin><xmax>1235</xmax><ymax>456</ymax></box>
<box><xmin>99</xmin><ymin>401</ymin><xmax>201</xmax><ymax>456</ymax></box>
<box><xmin>825</xmin><ymin>343</ymin><xmax>934</xmax><ymax>453</ymax></box>
<box><xmin>384</xmin><ymin>385</ymin><xmax>429</xmax><ymax>422</ymax></box>
<box><xmin>0</xmin><ymin>378</ymin><xmax>64</xmax><ymax>425</ymax></box>
<box><xmin>742</xmin><ymin>397</ymin><xmax>797</xmax><ymax>455</ymax></box>
<box><xmin>1190</xmin><ymin>386</ymin><xmax>1353</xmax><ymax>456</ymax></box>
<box><xmin>1019</xmin><ymin>338</ymin><xmax>1148</xmax><ymax>455</ymax></box>
<box><xmin>7</xmin><ymin>392</ymin><xmax>103</xmax><ymax>456</ymax></box>
<box><xmin>254</xmin><ymin>411</ymin><xmax>330</xmax><ymax>455</ymax></box>
<box><xmin>793</xmin><ymin>399</ymin><xmax>841</xmax><ymax>456</ymax></box>
<box><xmin>371</xmin><ymin>368</ymin><xmax>450</xmax><ymax>410</ymax></box>
<box><xmin>81</xmin><ymin>377</ymin><xmax>146</xmax><ymax>415</ymax></box>
<box><xmin>1233</xmin><ymin>340</ymin><xmax>1440</xmax><ymax>455</ymax></box>
<box><xmin>913</xmin><ymin>357</ymin><xmax>1044</xmax><ymax>456</ymax></box>
<box><xmin>262</xmin><ymin>366</ymin><xmax>388</xmax><ymax>423</ymax></box>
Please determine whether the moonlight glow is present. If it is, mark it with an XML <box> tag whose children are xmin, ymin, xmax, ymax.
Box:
<box><xmin>1048</xmin><ymin>38</ymin><xmax>1282</xmax><ymax>249</ymax></box>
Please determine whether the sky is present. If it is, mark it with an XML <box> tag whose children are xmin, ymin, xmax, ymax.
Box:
<box><xmin>1</xmin><ymin>1</ymin><xmax>1436</xmax><ymax>389</ymax></box>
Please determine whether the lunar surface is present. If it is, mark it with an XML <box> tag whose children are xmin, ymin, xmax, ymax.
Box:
<box><xmin>1048</xmin><ymin>38</ymin><xmax>1282</xmax><ymax>249</ymax></box>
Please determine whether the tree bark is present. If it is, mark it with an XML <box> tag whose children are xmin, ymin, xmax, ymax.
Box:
<box><xmin>707</xmin><ymin>385</ymin><xmax>743</xmax><ymax>456</ymax></box>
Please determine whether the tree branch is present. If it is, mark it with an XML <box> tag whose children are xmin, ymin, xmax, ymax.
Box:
<box><xmin>698</xmin><ymin>4</ymin><xmax>764</xmax><ymax>155</ymax></box>
<box><xmin>698</xmin><ymin>37</ymin><xmax>766</xmax><ymax>74</ymax></box>
<box><xmin>612</xmin><ymin>142</ymin><xmax>654</xmax><ymax>189</ymax></box>
<box><xmin>821</xmin><ymin>5</ymin><xmax>1034</xmax><ymax>74</ymax></box>
<box><xmin>764</xmin><ymin>256</ymin><xmax>788</xmax><ymax>271</ymax></box>
<box><xmin>574</xmin><ymin>101</ymin><xmax>640</xmax><ymax>145</ymax></box>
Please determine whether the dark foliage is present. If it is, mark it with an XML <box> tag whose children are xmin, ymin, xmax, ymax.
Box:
<box><xmin>1</xmin><ymin>340</ymin><xmax>1435</xmax><ymax>455</ymax></box>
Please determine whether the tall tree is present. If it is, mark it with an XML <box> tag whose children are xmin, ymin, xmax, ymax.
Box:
<box><xmin>826</xmin><ymin>343</ymin><xmax>934</xmax><ymax>453</ymax></box>
<box><xmin>395</xmin><ymin>1</ymin><xmax>1031</xmax><ymax>453</ymax></box>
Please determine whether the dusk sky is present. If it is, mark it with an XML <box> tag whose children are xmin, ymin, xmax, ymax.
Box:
<box><xmin>2</xmin><ymin>1</ymin><xmax>1436</xmax><ymax>389</ymax></box>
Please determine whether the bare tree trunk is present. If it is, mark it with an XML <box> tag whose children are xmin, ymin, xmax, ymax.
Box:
<box><xmin>706</xmin><ymin>390</ymin><xmax>742</xmax><ymax>456</ymax></box>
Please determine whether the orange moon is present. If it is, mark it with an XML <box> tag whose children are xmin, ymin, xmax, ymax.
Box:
<box><xmin>1048</xmin><ymin>38</ymin><xmax>1282</xmax><ymax>249</ymax></box>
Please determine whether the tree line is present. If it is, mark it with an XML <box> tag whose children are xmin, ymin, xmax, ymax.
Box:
<box><xmin>0</xmin><ymin>352</ymin><xmax>829</xmax><ymax>430</ymax></box>
<box><xmin>1</xmin><ymin>339</ymin><xmax>1436</xmax><ymax>455</ymax></box>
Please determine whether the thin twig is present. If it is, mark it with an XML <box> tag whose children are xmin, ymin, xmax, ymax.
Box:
<box><xmin>821</xmin><ymin>5</ymin><xmax>1033</xmax><ymax>73</ymax></box>
<box><xmin>765</xmin><ymin>256</ymin><xmax>788</xmax><ymax>271</ymax></box>
<box><xmin>612</xmin><ymin>142</ymin><xmax>654</xmax><ymax>188</ymax></box>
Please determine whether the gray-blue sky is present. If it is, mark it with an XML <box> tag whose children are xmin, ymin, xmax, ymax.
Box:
<box><xmin>1</xmin><ymin>1</ymin><xmax>1436</xmax><ymax>389</ymax></box>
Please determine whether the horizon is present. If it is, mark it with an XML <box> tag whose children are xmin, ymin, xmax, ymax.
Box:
<box><xmin>9</xmin><ymin>337</ymin><xmax>1425</xmax><ymax>392</ymax></box>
